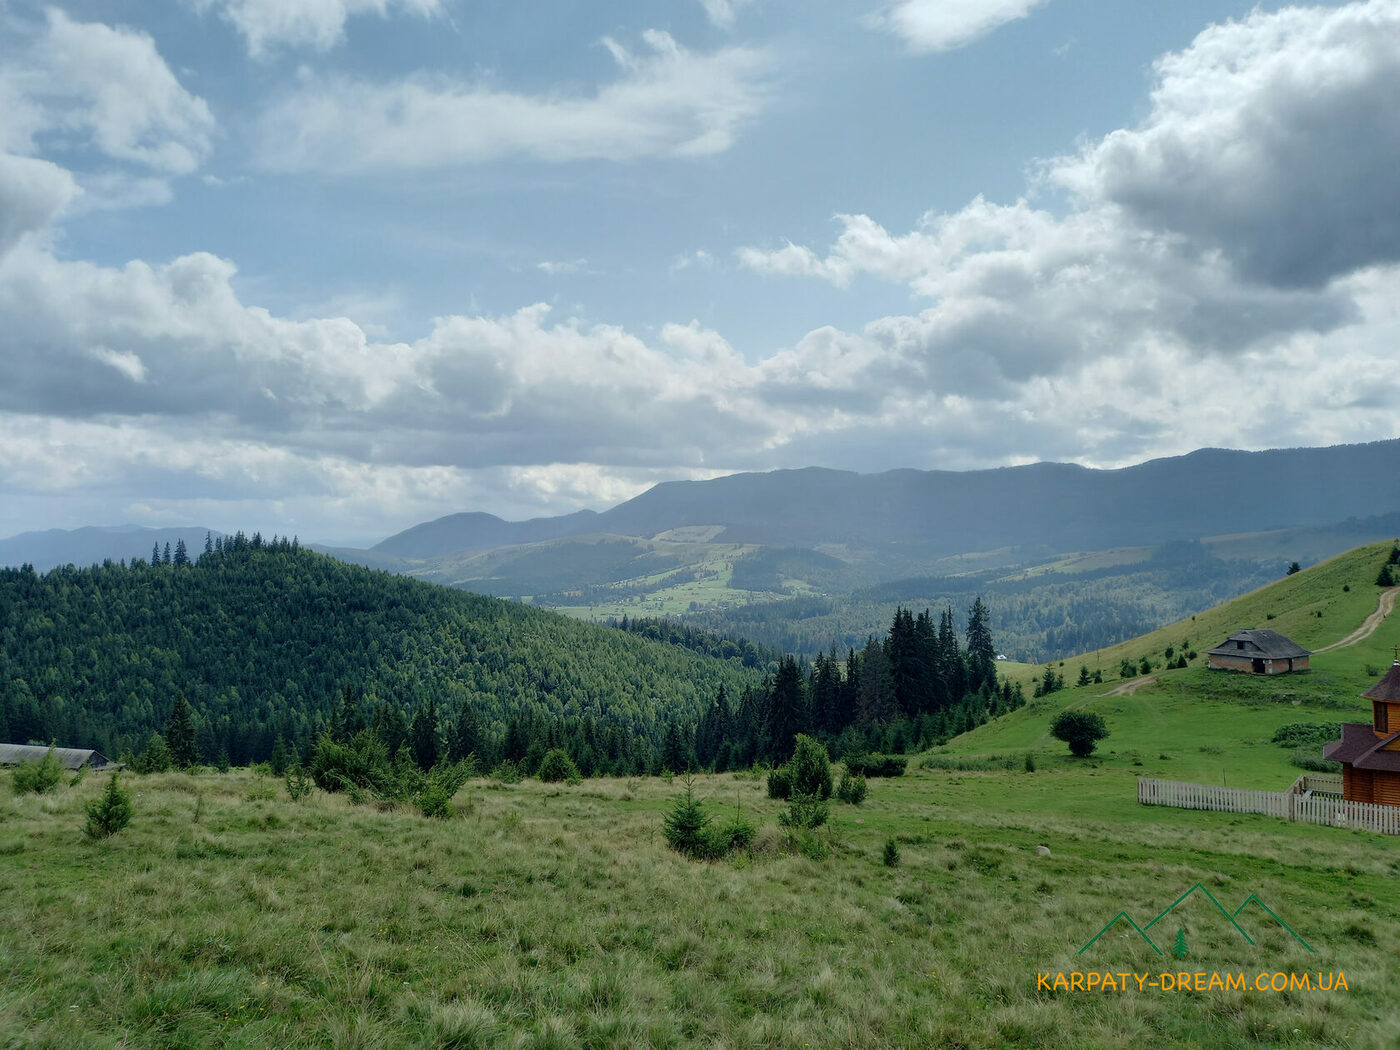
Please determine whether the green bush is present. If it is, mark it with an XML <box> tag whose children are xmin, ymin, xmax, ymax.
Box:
<box><xmin>843</xmin><ymin>754</ymin><xmax>906</xmax><ymax>778</ymax></box>
<box><xmin>883</xmin><ymin>838</ymin><xmax>901</xmax><ymax>867</ymax></box>
<box><xmin>707</xmin><ymin>812</ymin><xmax>756</xmax><ymax>856</ymax></box>
<box><xmin>11</xmin><ymin>745</ymin><xmax>62</xmax><ymax>794</ymax></box>
<box><xmin>766</xmin><ymin>764</ymin><xmax>792</xmax><ymax>800</ymax></box>
<box><xmin>284</xmin><ymin>762</ymin><xmax>313</xmax><ymax>802</ymax></box>
<box><xmin>417</xmin><ymin>783</ymin><xmax>454</xmax><ymax>819</ymax></box>
<box><xmin>85</xmin><ymin>771</ymin><xmax>132</xmax><ymax>839</ymax></box>
<box><xmin>309</xmin><ymin>730</ymin><xmax>395</xmax><ymax>796</ymax></box>
<box><xmin>663</xmin><ymin>780</ymin><xmax>713</xmax><ymax>859</ymax></box>
<box><xmin>137</xmin><ymin>733</ymin><xmax>172</xmax><ymax>774</ymax></box>
<box><xmin>1290</xmin><ymin>749</ymin><xmax>1341</xmax><ymax>773</ymax></box>
<box><xmin>1272</xmin><ymin>723</ymin><xmax>1344</xmax><ymax>750</ymax></box>
<box><xmin>787</xmin><ymin>735</ymin><xmax>833</xmax><ymax>799</ymax></box>
<box><xmin>537</xmin><ymin>748</ymin><xmax>581</xmax><ymax>784</ymax></box>
<box><xmin>835</xmin><ymin>771</ymin><xmax>867</xmax><ymax>805</ymax></box>
<box><xmin>778</xmin><ymin>793</ymin><xmax>828</xmax><ymax>831</ymax></box>
<box><xmin>1049</xmin><ymin>710</ymin><xmax>1109</xmax><ymax>758</ymax></box>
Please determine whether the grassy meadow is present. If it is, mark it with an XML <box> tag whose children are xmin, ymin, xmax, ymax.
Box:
<box><xmin>5</xmin><ymin>542</ymin><xmax>1400</xmax><ymax>1049</ymax></box>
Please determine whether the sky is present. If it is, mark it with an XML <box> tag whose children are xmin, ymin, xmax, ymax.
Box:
<box><xmin>2</xmin><ymin>0</ymin><xmax>1399</xmax><ymax>546</ymax></box>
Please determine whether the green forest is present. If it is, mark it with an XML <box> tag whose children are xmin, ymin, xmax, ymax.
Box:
<box><xmin>0</xmin><ymin>535</ymin><xmax>1015</xmax><ymax>777</ymax></box>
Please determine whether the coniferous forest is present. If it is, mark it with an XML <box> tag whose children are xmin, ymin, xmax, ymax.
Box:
<box><xmin>0</xmin><ymin>534</ymin><xmax>1014</xmax><ymax>775</ymax></box>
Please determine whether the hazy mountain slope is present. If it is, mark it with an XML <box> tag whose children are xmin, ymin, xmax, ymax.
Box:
<box><xmin>0</xmin><ymin>525</ymin><xmax>220</xmax><ymax>572</ymax></box>
<box><xmin>375</xmin><ymin>440</ymin><xmax>1400</xmax><ymax>559</ymax></box>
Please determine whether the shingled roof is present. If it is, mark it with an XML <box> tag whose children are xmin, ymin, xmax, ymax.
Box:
<box><xmin>1206</xmin><ymin>629</ymin><xmax>1311</xmax><ymax>659</ymax></box>
<box><xmin>1323</xmin><ymin>723</ymin><xmax>1400</xmax><ymax>773</ymax></box>
<box><xmin>0</xmin><ymin>744</ymin><xmax>113</xmax><ymax>770</ymax></box>
<box><xmin>1362</xmin><ymin>662</ymin><xmax>1400</xmax><ymax>702</ymax></box>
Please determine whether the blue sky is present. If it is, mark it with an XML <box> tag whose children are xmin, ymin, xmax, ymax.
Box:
<box><xmin>2</xmin><ymin>0</ymin><xmax>1397</xmax><ymax>545</ymax></box>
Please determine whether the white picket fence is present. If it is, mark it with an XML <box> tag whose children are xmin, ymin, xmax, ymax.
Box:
<box><xmin>1137</xmin><ymin>777</ymin><xmax>1400</xmax><ymax>835</ymax></box>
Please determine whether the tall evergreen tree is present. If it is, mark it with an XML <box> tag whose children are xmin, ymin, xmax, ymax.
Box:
<box><xmin>965</xmin><ymin>597</ymin><xmax>997</xmax><ymax>695</ymax></box>
<box><xmin>409</xmin><ymin>697</ymin><xmax>440</xmax><ymax>771</ymax></box>
<box><xmin>151</xmin><ymin>542</ymin><xmax>161</xmax><ymax>567</ymax></box>
<box><xmin>857</xmin><ymin>637</ymin><xmax>896</xmax><ymax>725</ymax></box>
<box><xmin>162</xmin><ymin>542</ymin><xmax>172</xmax><ymax>566</ymax></box>
<box><xmin>203</xmin><ymin>532</ymin><xmax>214</xmax><ymax>557</ymax></box>
<box><xmin>165</xmin><ymin>691</ymin><xmax>198</xmax><ymax>768</ymax></box>
<box><xmin>449</xmin><ymin>703</ymin><xmax>480</xmax><ymax>763</ymax></box>
<box><xmin>173</xmin><ymin>539</ymin><xmax>190</xmax><ymax>568</ymax></box>
<box><xmin>762</xmin><ymin>655</ymin><xmax>806</xmax><ymax>762</ymax></box>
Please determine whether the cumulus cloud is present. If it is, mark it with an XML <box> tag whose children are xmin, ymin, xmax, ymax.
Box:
<box><xmin>0</xmin><ymin>154</ymin><xmax>78</xmax><ymax>256</ymax></box>
<box><xmin>1053</xmin><ymin>0</ymin><xmax>1400</xmax><ymax>288</ymax></box>
<box><xmin>255</xmin><ymin>30</ymin><xmax>770</xmax><ymax>171</ymax></box>
<box><xmin>740</xmin><ymin>1</ymin><xmax>1400</xmax><ymax>393</ymax></box>
<box><xmin>869</xmin><ymin>0</ymin><xmax>1048</xmax><ymax>52</ymax></box>
<box><xmin>193</xmin><ymin>0</ymin><xmax>444</xmax><ymax>56</ymax></box>
<box><xmin>29</xmin><ymin>10</ymin><xmax>214</xmax><ymax>174</ymax></box>
<box><xmin>698</xmin><ymin>0</ymin><xmax>753</xmax><ymax>29</ymax></box>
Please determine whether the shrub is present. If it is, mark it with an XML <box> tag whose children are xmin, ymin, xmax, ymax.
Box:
<box><xmin>1290</xmin><ymin>749</ymin><xmax>1341</xmax><ymax>773</ymax></box>
<box><xmin>843</xmin><ymin>754</ymin><xmax>906</xmax><ymax>778</ymax></box>
<box><xmin>12</xmin><ymin>745</ymin><xmax>63</xmax><ymax>794</ymax></box>
<box><xmin>310</xmin><ymin>730</ymin><xmax>394</xmax><ymax>795</ymax></box>
<box><xmin>766</xmin><ymin>764</ymin><xmax>793</xmax><ymax>800</ymax></box>
<box><xmin>1049</xmin><ymin>710</ymin><xmax>1109</xmax><ymax>758</ymax></box>
<box><xmin>537</xmin><ymin>748</ymin><xmax>581</xmax><ymax>784</ymax></box>
<box><xmin>85</xmin><ymin>771</ymin><xmax>132</xmax><ymax>839</ymax></box>
<box><xmin>138</xmin><ymin>733</ymin><xmax>172</xmax><ymax>774</ymax></box>
<box><xmin>491</xmin><ymin>760</ymin><xmax>524</xmax><ymax>784</ymax></box>
<box><xmin>662</xmin><ymin>779</ymin><xmax>713</xmax><ymax>859</ymax></box>
<box><xmin>835</xmin><ymin>771</ymin><xmax>867</xmax><ymax>805</ymax></box>
<box><xmin>284</xmin><ymin>762</ymin><xmax>313</xmax><ymax>802</ymax></box>
<box><xmin>1272</xmin><ymin>723</ymin><xmax>1344</xmax><ymax>750</ymax></box>
<box><xmin>707</xmin><ymin>812</ymin><xmax>756</xmax><ymax>856</ymax></box>
<box><xmin>418</xmin><ymin>783</ymin><xmax>454</xmax><ymax>819</ymax></box>
<box><xmin>778</xmin><ymin>793</ymin><xmax>828</xmax><ymax>831</ymax></box>
<box><xmin>1024</xmin><ymin>752</ymin><xmax>1036</xmax><ymax>773</ymax></box>
<box><xmin>787</xmin><ymin>735</ymin><xmax>833</xmax><ymax>799</ymax></box>
<box><xmin>883</xmin><ymin>838</ymin><xmax>900</xmax><ymax>867</ymax></box>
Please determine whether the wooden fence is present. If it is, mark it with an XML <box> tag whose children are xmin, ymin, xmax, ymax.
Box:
<box><xmin>1138</xmin><ymin>777</ymin><xmax>1400</xmax><ymax>835</ymax></box>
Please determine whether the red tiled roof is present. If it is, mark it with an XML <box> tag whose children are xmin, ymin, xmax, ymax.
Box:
<box><xmin>1322</xmin><ymin>723</ymin><xmax>1400</xmax><ymax>772</ymax></box>
<box><xmin>1362</xmin><ymin>662</ymin><xmax>1400</xmax><ymax>702</ymax></box>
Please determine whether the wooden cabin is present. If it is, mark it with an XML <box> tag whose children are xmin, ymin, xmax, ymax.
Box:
<box><xmin>1205</xmin><ymin>629</ymin><xmax>1311</xmax><ymax>675</ymax></box>
<box><xmin>0</xmin><ymin>743</ymin><xmax>114</xmax><ymax>771</ymax></box>
<box><xmin>1322</xmin><ymin>663</ymin><xmax>1400</xmax><ymax>807</ymax></box>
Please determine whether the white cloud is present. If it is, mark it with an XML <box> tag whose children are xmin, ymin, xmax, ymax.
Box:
<box><xmin>537</xmin><ymin>258</ymin><xmax>589</xmax><ymax>275</ymax></box>
<box><xmin>0</xmin><ymin>153</ymin><xmax>78</xmax><ymax>256</ymax></box>
<box><xmin>698</xmin><ymin>0</ymin><xmax>753</xmax><ymax>29</ymax></box>
<box><xmin>870</xmin><ymin>0</ymin><xmax>1048</xmax><ymax>53</ymax></box>
<box><xmin>193</xmin><ymin>0</ymin><xmax>444</xmax><ymax>56</ymax></box>
<box><xmin>255</xmin><ymin>30</ymin><xmax>770</xmax><ymax>171</ymax></box>
<box><xmin>31</xmin><ymin>10</ymin><xmax>214</xmax><ymax>174</ymax></box>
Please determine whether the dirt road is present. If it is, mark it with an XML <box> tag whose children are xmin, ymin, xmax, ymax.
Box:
<box><xmin>1314</xmin><ymin>587</ymin><xmax>1400</xmax><ymax>654</ymax></box>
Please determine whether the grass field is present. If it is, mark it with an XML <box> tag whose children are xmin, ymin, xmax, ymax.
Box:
<box><xmin>4</xmin><ymin>752</ymin><xmax>1398</xmax><ymax>1049</ymax></box>
<box><xmin>5</xmin><ymin>543</ymin><xmax>1400</xmax><ymax>1049</ymax></box>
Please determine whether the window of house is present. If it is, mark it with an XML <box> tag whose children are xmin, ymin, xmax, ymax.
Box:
<box><xmin>1377</xmin><ymin>701</ymin><xmax>1390</xmax><ymax>734</ymax></box>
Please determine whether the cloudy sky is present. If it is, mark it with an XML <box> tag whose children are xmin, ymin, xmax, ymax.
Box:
<box><xmin>2</xmin><ymin>0</ymin><xmax>1398</xmax><ymax>545</ymax></box>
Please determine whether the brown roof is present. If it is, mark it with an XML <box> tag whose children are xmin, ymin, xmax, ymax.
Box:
<box><xmin>1322</xmin><ymin>723</ymin><xmax>1400</xmax><ymax>772</ymax></box>
<box><xmin>1362</xmin><ymin>662</ymin><xmax>1400</xmax><ymax>702</ymax></box>
<box><xmin>1205</xmin><ymin>629</ymin><xmax>1311</xmax><ymax>660</ymax></box>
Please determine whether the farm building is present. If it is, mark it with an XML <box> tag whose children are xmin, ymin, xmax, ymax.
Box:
<box><xmin>1205</xmin><ymin>629</ymin><xmax>1311</xmax><ymax>675</ymax></box>
<box><xmin>1323</xmin><ymin>662</ymin><xmax>1400</xmax><ymax>807</ymax></box>
<box><xmin>0</xmin><ymin>743</ymin><xmax>115</xmax><ymax>771</ymax></box>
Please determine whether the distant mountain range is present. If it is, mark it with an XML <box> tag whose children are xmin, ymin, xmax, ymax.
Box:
<box><xmin>7</xmin><ymin>441</ymin><xmax>1400</xmax><ymax>662</ymax></box>
<box><xmin>0</xmin><ymin>525</ymin><xmax>219</xmax><ymax>573</ymax></box>
<box><xmin>371</xmin><ymin>440</ymin><xmax>1400</xmax><ymax>559</ymax></box>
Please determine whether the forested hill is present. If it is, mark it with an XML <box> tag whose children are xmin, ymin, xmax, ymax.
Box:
<box><xmin>0</xmin><ymin>538</ymin><xmax>760</xmax><ymax>765</ymax></box>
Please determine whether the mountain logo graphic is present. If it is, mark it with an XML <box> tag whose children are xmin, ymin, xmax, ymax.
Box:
<box><xmin>1077</xmin><ymin>883</ymin><xmax>1314</xmax><ymax>956</ymax></box>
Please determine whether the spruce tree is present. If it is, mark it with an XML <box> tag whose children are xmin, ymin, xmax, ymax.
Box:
<box><xmin>173</xmin><ymin>539</ymin><xmax>189</xmax><ymax>567</ymax></box>
<box><xmin>409</xmin><ymin>697</ymin><xmax>440</xmax><ymax>771</ymax></box>
<box><xmin>165</xmin><ymin>691</ymin><xmax>198</xmax><ymax>768</ymax></box>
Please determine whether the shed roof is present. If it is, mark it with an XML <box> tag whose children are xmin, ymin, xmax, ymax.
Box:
<box><xmin>1362</xmin><ymin>662</ymin><xmax>1400</xmax><ymax>702</ymax></box>
<box><xmin>1322</xmin><ymin>723</ymin><xmax>1400</xmax><ymax>773</ymax></box>
<box><xmin>0</xmin><ymin>743</ymin><xmax>112</xmax><ymax>770</ymax></box>
<box><xmin>1205</xmin><ymin>629</ymin><xmax>1311</xmax><ymax>660</ymax></box>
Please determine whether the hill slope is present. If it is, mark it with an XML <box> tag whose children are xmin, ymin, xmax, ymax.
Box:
<box><xmin>0</xmin><ymin>540</ymin><xmax>759</xmax><ymax>765</ymax></box>
<box><xmin>938</xmin><ymin>540</ymin><xmax>1400</xmax><ymax>788</ymax></box>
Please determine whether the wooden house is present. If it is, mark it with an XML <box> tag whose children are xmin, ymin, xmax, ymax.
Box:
<box><xmin>1205</xmin><ymin>629</ymin><xmax>1310</xmax><ymax>675</ymax></box>
<box><xmin>1322</xmin><ymin>662</ymin><xmax>1400</xmax><ymax>807</ymax></box>
<box><xmin>0</xmin><ymin>743</ymin><xmax>114</xmax><ymax>771</ymax></box>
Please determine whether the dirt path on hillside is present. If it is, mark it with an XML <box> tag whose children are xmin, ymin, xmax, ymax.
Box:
<box><xmin>1314</xmin><ymin>587</ymin><xmax>1400</xmax><ymax>654</ymax></box>
<box><xmin>1102</xmin><ymin>674</ymin><xmax>1158</xmax><ymax>697</ymax></box>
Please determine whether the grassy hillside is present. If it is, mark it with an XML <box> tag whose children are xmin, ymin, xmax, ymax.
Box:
<box><xmin>941</xmin><ymin>541</ymin><xmax>1400</xmax><ymax>792</ymax></box>
<box><xmin>3</xmin><ymin>761</ymin><xmax>1395</xmax><ymax>1048</ymax></box>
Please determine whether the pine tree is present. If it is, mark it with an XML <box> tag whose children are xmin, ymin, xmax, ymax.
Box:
<box><xmin>762</xmin><ymin>655</ymin><xmax>806</xmax><ymax>762</ymax></box>
<box><xmin>1171</xmin><ymin>928</ymin><xmax>1189</xmax><ymax>960</ymax></box>
<box><xmin>203</xmin><ymin>532</ymin><xmax>214</xmax><ymax>556</ymax></box>
<box><xmin>449</xmin><ymin>703</ymin><xmax>480</xmax><ymax>763</ymax></box>
<box><xmin>173</xmin><ymin>539</ymin><xmax>189</xmax><ymax>567</ymax></box>
<box><xmin>409</xmin><ymin>697</ymin><xmax>440</xmax><ymax>771</ymax></box>
<box><xmin>162</xmin><ymin>542</ymin><xmax>172</xmax><ymax>565</ymax></box>
<box><xmin>85</xmin><ymin>771</ymin><xmax>132</xmax><ymax>838</ymax></box>
<box><xmin>152</xmin><ymin>542</ymin><xmax>162</xmax><ymax>567</ymax></box>
<box><xmin>965</xmin><ymin>597</ymin><xmax>997</xmax><ymax>695</ymax></box>
<box><xmin>165</xmin><ymin>691</ymin><xmax>198</xmax><ymax>768</ymax></box>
